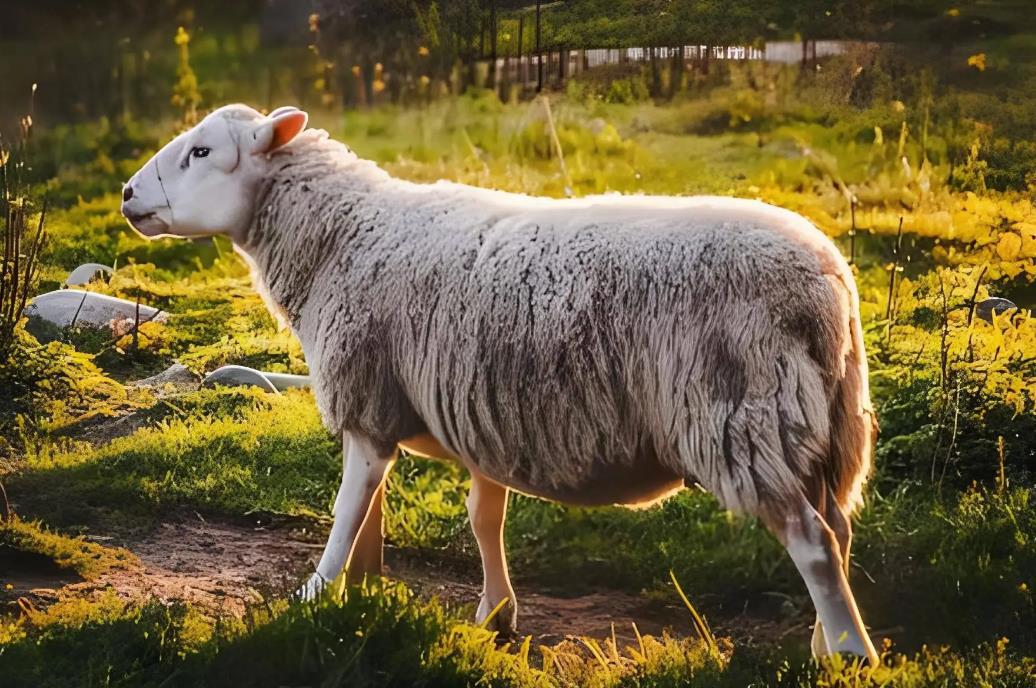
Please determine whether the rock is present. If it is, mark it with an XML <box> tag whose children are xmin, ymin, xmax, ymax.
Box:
<box><xmin>25</xmin><ymin>290</ymin><xmax>167</xmax><ymax>329</ymax></box>
<box><xmin>202</xmin><ymin>365</ymin><xmax>310</xmax><ymax>393</ymax></box>
<box><xmin>64</xmin><ymin>263</ymin><xmax>113</xmax><ymax>287</ymax></box>
<box><xmin>203</xmin><ymin>365</ymin><xmax>279</xmax><ymax>393</ymax></box>
<box><xmin>975</xmin><ymin>297</ymin><xmax>1018</xmax><ymax>324</ymax></box>
<box><xmin>262</xmin><ymin>371</ymin><xmax>311</xmax><ymax>391</ymax></box>
<box><xmin>133</xmin><ymin>363</ymin><xmax>200</xmax><ymax>390</ymax></box>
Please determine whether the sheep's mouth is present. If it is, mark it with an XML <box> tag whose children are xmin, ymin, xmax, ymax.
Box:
<box><xmin>123</xmin><ymin>211</ymin><xmax>170</xmax><ymax>237</ymax></box>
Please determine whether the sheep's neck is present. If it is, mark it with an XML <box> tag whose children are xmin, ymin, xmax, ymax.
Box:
<box><xmin>241</xmin><ymin>166</ymin><xmax>379</xmax><ymax>332</ymax></box>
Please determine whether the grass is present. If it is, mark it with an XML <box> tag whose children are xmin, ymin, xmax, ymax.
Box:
<box><xmin>0</xmin><ymin>579</ymin><xmax>1033</xmax><ymax>688</ymax></box>
<box><xmin>4</xmin><ymin>383</ymin><xmax>1033</xmax><ymax>655</ymax></box>
<box><xmin>0</xmin><ymin>517</ymin><xmax>136</xmax><ymax>580</ymax></box>
<box><xmin>7</xmin><ymin>389</ymin><xmax>340</xmax><ymax>534</ymax></box>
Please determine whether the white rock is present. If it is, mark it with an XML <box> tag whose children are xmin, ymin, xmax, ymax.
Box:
<box><xmin>202</xmin><ymin>365</ymin><xmax>310</xmax><ymax>393</ymax></box>
<box><xmin>262</xmin><ymin>370</ymin><xmax>311</xmax><ymax>391</ymax></box>
<box><xmin>133</xmin><ymin>363</ymin><xmax>200</xmax><ymax>389</ymax></box>
<box><xmin>25</xmin><ymin>290</ymin><xmax>167</xmax><ymax>329</ymax></box>
<box><xmin>64</xmin><ymin>263</ymin><xmax>113</xmax><ymax>287</ymax></box>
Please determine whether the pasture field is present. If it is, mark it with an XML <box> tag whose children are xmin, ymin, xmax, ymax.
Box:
<box><xmin>2</xmin><ymin>13</ymin><xmax>1036</xmax><ymax>687</ymax></box>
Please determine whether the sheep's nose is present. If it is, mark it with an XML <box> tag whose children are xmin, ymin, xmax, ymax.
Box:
<box><xmin>122</xmin><ymin>185</ymin><xmax>134</xmax><ymax>202</ymax></box>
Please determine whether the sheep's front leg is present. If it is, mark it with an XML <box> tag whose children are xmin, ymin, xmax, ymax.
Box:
<box><xmin>298</xmin><ymin>433</ymin><xmax>395</xmax><ymax>600</ymax></box>
<box><xmin>467</xmin><ymin>470</ymin><xmax>517</xmax><ymax>635</ymax></box>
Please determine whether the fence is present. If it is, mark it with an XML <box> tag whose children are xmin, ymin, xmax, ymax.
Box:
<box><xmin>487</xmin><ymin>40</ymin><xmax>875</xmax><ymax>91</ymax></box>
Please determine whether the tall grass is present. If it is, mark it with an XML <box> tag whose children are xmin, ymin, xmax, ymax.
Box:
<box><xmin>0</xmin><ymin>134</ymin><xmax>46</xmax><ymax>360</ymax></box>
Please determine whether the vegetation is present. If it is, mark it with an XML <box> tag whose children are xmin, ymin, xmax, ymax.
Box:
<box><xmin>1</xmin><ymin>2</ymin><xmax>1035</xmax><ymax>686</ymax></box>
<box><xmin>0</xmin><ymin>128</ymin><xmax>47</xmax><ymax>361</ymax></box>
<box><xmin>0</xmin><ymin>517</ymin><xmax>136</xmax><ymax>580</ymax></box>
<box><xmin>1</xmin><ymin>582</ymin><xmax>1034</xmax><ymax>687</ymax></box>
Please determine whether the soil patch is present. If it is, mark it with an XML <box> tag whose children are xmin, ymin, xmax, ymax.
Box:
<box><xmin>2</xmin><ymin>514</ymin><xmax>811</xmax><ymax>650</ymax></box>
<box><xmin>0</xmin><ymin>544</ymin><xmax>85</xmax><ymax>604</ymax></box>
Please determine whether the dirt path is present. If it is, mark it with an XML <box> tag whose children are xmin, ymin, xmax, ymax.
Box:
<box><xmin>3</xmin><ymin>514</ymin><xmax>810</xmax><ymax>649</ymax></box>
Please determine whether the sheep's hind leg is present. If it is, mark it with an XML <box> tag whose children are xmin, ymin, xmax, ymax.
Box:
<box><xmin>346</xmin><ymin>481</ymin><xmax>386</xmax><ymax>585</ymax></box>
<box><xmin>297</xmin><ymin>434</ymin><xmax>395</xmax><ymax>600</ymax></box>
<box><xmin>467</xmin><ymin>470</ymin><xmax>517</xmax><ymax>636</ymax></box>
<box><xmin>810</xmin><ymin>487</ymin><xmax>855</xmax><ymax>657</ymax></box>
<box><xmin>764</xmin><ymin>495</ymin><xmax>877</xmax><ymax>663</ymax></box>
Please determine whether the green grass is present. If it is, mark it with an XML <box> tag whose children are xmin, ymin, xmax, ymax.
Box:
<box><xmin>6</xmin><ymin>388</ymin><xmax>340</xmax><ymax>534</ymax></box>
<box><xmin>4</xmin><ymin>383</ymin><xmax>1033</xmax><ymax>653</ymax></box>
<box><xmin>0</xmin><ymin>517</ymin><xmax>136</xmax><ymax>580</ymax></box>
<box><xmin>1</xmin><ymin>579</ymin><xmax>1033</xmax><ymax>688</ymax></box>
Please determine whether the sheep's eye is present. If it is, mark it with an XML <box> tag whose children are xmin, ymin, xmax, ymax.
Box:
<box><xmin>191</xmin><ymin>147</ymin><xmax>210</xmax><ymax>159</ymax></box>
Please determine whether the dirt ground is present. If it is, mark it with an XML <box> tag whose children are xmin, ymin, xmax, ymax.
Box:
<box><xmin>1</xmin><ymin>512</ymin><xmax>813</xmax><ymax>651</ymax></box>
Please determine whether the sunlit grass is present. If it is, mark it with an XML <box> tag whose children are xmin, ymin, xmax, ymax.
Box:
<box><xmin>0</xmin><ymin>517</ymin><xmax>136</xmax><ymax>580</ymax></box>
<box><xmin>7</xmin><ymin>388</ymin><xmax>339</xmax><ymax>534</ymax></box>
<box><xmin>3</xmin><ymin>381</ymin><xmax>1033</xmax><ymax>652</ymax></box>
<box><xmin>1</xmin><ymin>578</ymin><xmax>1033</xmax><ymax>688</ymax></box>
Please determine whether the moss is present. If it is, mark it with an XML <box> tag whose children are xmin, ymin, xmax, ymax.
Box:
<box><xmin>0</xmin><ymin>517</ymin><xmax>136</xmax><ymax>580</ymax></box>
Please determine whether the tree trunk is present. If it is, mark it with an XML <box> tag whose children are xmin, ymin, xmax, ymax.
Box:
<box><xmin>649</xmin><ymin>47</ymin><xmax>658</xmax><ymax>97</ymax></box>
<box><xmin>517</xmin><ymin>15</ymin><xmax>525</xmax><ymax>88</ymax></box>
<box><xmin>535</xmin><ymin>0</ymin><xmax>543</xmax><ymax>93</ymax></box>
<box><xmin>469</xmin><ymin>28</ymin><xmax>479</xmax><ymax>89</ymax></box>
<box><xmin>671</xmin><ymin>45</ymin><xmax>684</xmax><ymax>96</ymax></box>
<box><xmin>488</xmin><ymin>0</ymin><xmax>497</xmax><ymax>93</ymax></box>
<box><xmin>354</xmin><ymin>62</ymin><xmax>367</xmax><ymax>108</ymax></box>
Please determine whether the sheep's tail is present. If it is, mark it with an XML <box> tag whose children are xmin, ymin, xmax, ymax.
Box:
<box><xmin>824</xmin><ymin>276</ymin><xmax>876</xmax><ymax>516</ymax></box>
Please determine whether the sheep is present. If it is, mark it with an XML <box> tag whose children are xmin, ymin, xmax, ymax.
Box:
<box><xmin>121</xmin><ymin>104</ymin><xmax>878</xmax><ymax>661</ymax></box>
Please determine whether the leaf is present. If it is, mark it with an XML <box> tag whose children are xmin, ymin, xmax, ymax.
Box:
<box><xmin>967</xmin><ymin>53</ymin><xmax>987</xmax><ymax>71</ymax></box>
<box><xmin>996</xmin><ymin>232</ymin><xmax>1022</xmax><ymax>261</ymax></box>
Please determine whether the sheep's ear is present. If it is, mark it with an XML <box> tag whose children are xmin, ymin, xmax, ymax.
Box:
<box><xmin>250</xmin><ymin>109</ymin><xmax>308</xmax><ymax>154</ymax></box>
<box><xmin>267</xmin><ymin>105</ymin><xmax>300</xmax><ymax>118</ymax></box>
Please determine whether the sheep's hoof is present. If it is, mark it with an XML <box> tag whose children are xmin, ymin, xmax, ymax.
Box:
<box><xmin>295</xmin><ymin>571</ymin><xmax>329</xmax><ymax>602</ymax></box>
<box><xmin>476</xmin><ymin>594</ymin><xmax>518</xmax><ymax>638</ymax></box>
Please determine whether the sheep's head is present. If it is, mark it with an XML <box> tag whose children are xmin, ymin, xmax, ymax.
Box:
<box><xmin>121</xmin><ymin>104</ymin><xmax>308</xmax><ymax>241</ymax></box>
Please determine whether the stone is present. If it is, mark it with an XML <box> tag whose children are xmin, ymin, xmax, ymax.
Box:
<box><xmin>25</xmin><ymin>290</ymin><xmax>167</xmax><ymax>329</ymax></box>
<box><xmin>133</xmin><ymin>363</ymin><xmax>200</xmax><ymax>390</ymax></box>
<box><xmin>64</xmin><ymin>263</ymin><xmax>113</xmax><ymax>287</ymax></box>
<box><xmin>975</xmin><ymin>297</ymin><xmax>1018</xmax><ymax>324</ymax></box>
<box><xmin>201</xmin><ymin>365</ymin><xmax>310</xmax><ymax>393</ymax></box>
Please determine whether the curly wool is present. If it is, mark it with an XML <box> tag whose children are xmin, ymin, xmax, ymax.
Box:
<box><xmin>239</xmin><ymin>131</ymin><xmax>873</xmax><ymax>517</ymax></box>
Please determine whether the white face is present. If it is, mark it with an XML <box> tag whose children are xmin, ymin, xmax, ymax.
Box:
<box><xmin>121</xmin><ymin>104</ymin><xmax>308</xmax><ymax>242</ymax></box>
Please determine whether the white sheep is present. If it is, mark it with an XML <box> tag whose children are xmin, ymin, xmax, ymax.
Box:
<box><xmin>122</xmin><ymin>104</ymin><xmax>878</xmax><ymax>661</ymax></box>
